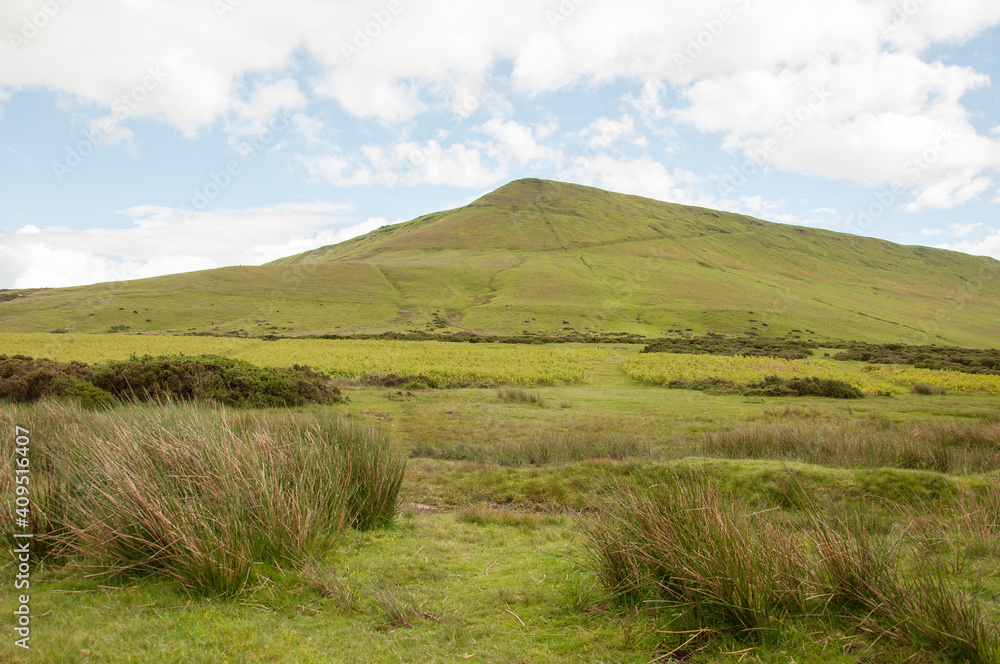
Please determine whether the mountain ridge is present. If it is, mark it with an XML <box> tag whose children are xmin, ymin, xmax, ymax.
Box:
<box><xmin>2</xmin><ymin>178</ymin><xmax>999</xmax><ymax>346</ymax></box>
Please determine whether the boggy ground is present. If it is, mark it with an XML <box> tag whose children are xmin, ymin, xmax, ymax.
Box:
<box><xmin>2</xmin><ymin>346</ymin><xmax>999</xmax><ymax>663</ymax></box>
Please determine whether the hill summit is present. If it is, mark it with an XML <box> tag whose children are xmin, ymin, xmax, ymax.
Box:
<box><xmin>2</xmin><ymin>179</ymin><xmax>999</xmax><ymax>345</ymax></box>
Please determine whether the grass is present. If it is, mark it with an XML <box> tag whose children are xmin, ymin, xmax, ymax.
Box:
<box><xmin>0</xmin><ymin>401</ymin><xmax>405</xmax><ymax>595</ymax></box>
<box><xmin>586</xmin><ymin>474</ymin><xmax>1000</xmax><ymax>659</ymax></box>
<box><xmin>698</xmin><ymin>418</ymin><xmax>1000</xmax><ymax>473</ymax></box>
<box><xmin>496</xmin><ymin>386</ymin><xmax>545</xmax><ymax>405</ymax></box>
<box><xmin>0</xmin><ymin>334</ymin><xmax>609</xmax><ymax>386</ymax></box>
<box><xmin>4</xmin><ymin>335</ymin><xmax>1000</xmax><ymax>662</ymax></box>
<box><xmin>412</xmin><ymin>431</ymin><xmax>652</xmax><ymax>466</ymax></box>
<box><xmin>622</xmin><ymin>352</ymin><xmax>901</xmax><ymax>395</ymax></box>
<box><xmin>0</xmin><ymin>510</ymin><xmax>638</xmax><ymax>663</ymax></box>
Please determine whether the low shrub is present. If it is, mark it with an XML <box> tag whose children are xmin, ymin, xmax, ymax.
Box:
<box><xmin>0</xmin><ymin>355</ymin><xmax>111</xmax><ymax>407</ymax></box>
<box><xmin>91</xmin><ymin>354</ymin><xmax>344</xmax><ymax>407</ymax></box>
<box><xmin>911</xmin><ymin>383</ymin><xmax>946</xmax><ymax>395</ymax></box>
<box><xmin>833</xmin><ymin>342</ymin><xmax>1000</xmax><ymax>376</ymax></box>
<box><xmin>641</xmin><ymin>335</ymin><xmax>817</xmax><ymax>359</ymax></box>
<box><xmin>1</xmin><ymin>354</ymin><xmax>344</xmax><ymax>408</ymax></box>
<box><xmin>744</xmin><ymin>376</ymin><xmax>864</xmax><ymax>399</ymax></box>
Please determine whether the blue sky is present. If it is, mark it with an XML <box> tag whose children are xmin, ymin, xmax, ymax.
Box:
<box><xmin>1</xmin><ymin>0</ymin><xmax>999</xmax><ymax>288</ymax></box>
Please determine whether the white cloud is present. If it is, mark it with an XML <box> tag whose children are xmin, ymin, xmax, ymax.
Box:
<box><xmin>302</xmin><ymin>119</ymin><xmax>563</xmax><ymax>190</ymax></box>
<box><xmin>226</xmin><ymin>77</ymin><xmax>306</xmax><ymax>138</ymax></box>
<box><xmin>575</xmin><ymin>114</ymin><xmax>636</xmax><ymax>151</ymax></box>
<box><xmin>313</xmin><ymin>68</ymin><xmax>422</xmax><ymax>123</ymax></box>
<box><xmin>906</xmin><ymin>175</ymin><xmax>993</xmax><ymax>212</ymax></box>
<box><xmin>481</xmin><ymin>118</ymin><xmax>561</xmax><ymax>165</ymax></box>
<box><xmin>3</xmin><ymin>0</ymin><xmax>1000</xmax><ymax>289</ymax></box>
<box><xmin>291</xmin><ymin>112</ymin><xmax>327</xmax><ymax>146</ymax></box>
<box><xmin>627</xmin><ymin>80</ymin><xmax>669</xmax><ymax>121</ymax></box>
<box><xmin>0</xmin><ymin>201</ymin><xmax>393</xmax><ymax>288</ymax></box>
<box><xmin>559</xmin><ymin>154</ymin><xmax>704</xmax><ymax>204</ymax></box>
<box><xmin>1</xmin><ymin>0</ymin><xmax>997</xmax><ymax>200</ymax></box>
<box><xmin>935</xmin><ymin>230</ymin><xmax>1000</xmax><ymax>260</ymax></box>
<box><xmin>301</xmin><ymin>154</ymin><xmax>375</xmax><ymax>186</ymax></box>
<box><xmin>678</xmin><ymin>49</ymin><xmax>1000</xmax><ymax>209</ymax></box>
<box><xmin>302</xmin><ymin>138</ymin><xmax>504</xmax><ymax>189</ymax></box>
<box><xmin>922</xmin><ymin>222</ymin><xmax>986</xmax><ymax>237</ymax></box>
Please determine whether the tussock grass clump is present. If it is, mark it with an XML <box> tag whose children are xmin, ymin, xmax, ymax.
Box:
<box><xmin>496</xmin><ymin>387</ymin><xmax>545</xmax><ymax>405</ymax></box>
<box><xmin>587</xmin><ymin>479</ymin><xmax>810</xmax><ymax>633</ymax></box>
<box><xmin>912</xmin><ymin>383</ymin><xmax>947</xmax><ymax>395</ymax></box>
<box><xmin>298</xmin><ymin>557</ymin><xmax>362</xmax><ymax>612</ymax></box>
<box><xmin>808</xmin><ymin>510</ymin><xmax>901</xmax><ymax>613</ymax></box>
<box><xmin>0</xmin><ymin>401</ymin><xmax>404</xmax><ymax>595</ymax></box>
<box><xmin>586</xmin><ymin>475</ymin><xmax>1000</xmax><ymax>660</ymax></box>
<box><xmin>895</xmin><ymin>573</ymin><xmax>999</xmax><ymax>663</ymax></box>
<box><xmin>370</xmin><ymin>586</ymin><xmax>438</xmax><ymax>630</ymax></box>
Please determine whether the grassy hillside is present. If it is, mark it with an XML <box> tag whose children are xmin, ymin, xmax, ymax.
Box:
<box><xmin>3</xmin><ymin>178</ymin><xmax>999</xmax><ymax>345</ymax></box>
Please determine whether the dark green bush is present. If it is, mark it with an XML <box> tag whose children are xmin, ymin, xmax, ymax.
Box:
<box><xmin>0</xmin><ymin>354</ymin><xmax>344</xmax><ymax>408</ymax></box>
<box><xmin>0</xmin><ymin>355</ymin><xmax>109</xmax><ymax>407</ymax></box>
<box><xmin>641</xmin><ymin>335</ymin><xmax>817</xmax><ymax>359</ymax></box>
<box><xmin>745</xmin><ymin>376</ymin><xmax>864</xmax><ymax>399</ymax></box>
<box><xmin>833</xmin><ymin>342</ymin><xmax>1000</xmax><ymax>376</ymax></box>
<box><xmin>91</xmin><ymin>355</ymin><xmax>344</xmax><ymax>407</ymax></box>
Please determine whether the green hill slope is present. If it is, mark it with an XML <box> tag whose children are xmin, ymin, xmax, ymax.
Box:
<box><xmin>3</xmin><ymin>178</ymin><xmax>999</xmax><ymax>345</ymax></box>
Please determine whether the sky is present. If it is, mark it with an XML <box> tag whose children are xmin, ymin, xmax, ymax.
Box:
<box><xmin>1</xmin><ymin>0</ymin><xmax>999</xmax><ymax>289</ymax></box>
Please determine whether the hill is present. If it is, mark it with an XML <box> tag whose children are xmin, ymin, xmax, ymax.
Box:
<box><xmin>2</xmin><ymin>178</ymin><xmax>999</xmax><ymax>345</ymax></box>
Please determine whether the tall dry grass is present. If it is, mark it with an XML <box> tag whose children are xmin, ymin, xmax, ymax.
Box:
<box><xmin>699</xmin><ymin>419</ymin><xmax>1000</xmax><ymax>474</ymax></box>
<box><xmin>588</xmin><ymin>480</ymin><xmax>809</xmax><ymax>633</ymax></box>
<box><xmin>0</xmin><ymin>401</ymin><xmax>405</xmax><ymax>594</ymax></box>
<box><xmin>586</xmin><ymin>475</ymin><xmax>1000</xmax><ymax>661</ymax></box>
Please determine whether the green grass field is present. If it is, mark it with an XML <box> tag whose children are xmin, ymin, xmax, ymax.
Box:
<box><xmin>3</xmin><ymin>335</ymin><xmax>1000</xmax><ymax>663</ymax></box>
<box><xmin>0</xmin><ymin>333</ymin><xmax>609</xmax><ymax>386</ymax></box>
